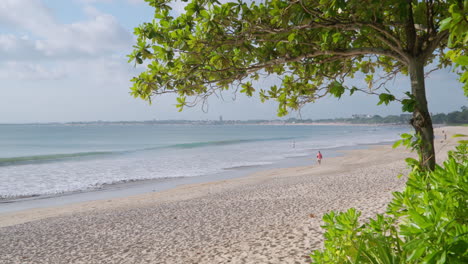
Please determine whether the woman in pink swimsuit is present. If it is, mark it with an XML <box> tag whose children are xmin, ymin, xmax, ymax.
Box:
<box><xmin>317</xmin><ymin>151</ymin><xmax>323</xmax><ymax>165</ymax></box>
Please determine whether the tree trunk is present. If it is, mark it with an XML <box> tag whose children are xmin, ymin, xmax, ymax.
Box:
<box><xmin>409</xmin><ymin>58</ymin><xmax>435</xmax><ymax>170</ymax></box>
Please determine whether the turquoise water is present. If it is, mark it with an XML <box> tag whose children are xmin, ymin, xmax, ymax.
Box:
<box><xmin>0</xmin><ymin>124</ymin><xmax>409</xmax><ymax>198</ymax></box>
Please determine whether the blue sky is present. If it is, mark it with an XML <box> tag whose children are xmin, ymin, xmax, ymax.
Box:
<box><xmin>0</xmin><ymin>0</ymin><xmax>466</xmax><ymax>123</ymax></box>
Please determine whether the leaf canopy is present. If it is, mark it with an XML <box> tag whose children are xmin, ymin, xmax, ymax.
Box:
<box><xmin>129</xmin><ymin>0</ymin><xmax>465</xmax><ymax>115</ymax></box>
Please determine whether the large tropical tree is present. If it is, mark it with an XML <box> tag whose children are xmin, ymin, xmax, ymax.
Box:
<box><xmin>129</xmin><ymin>0</ymin><xmax>468</xmax><ymax>170</ymax></box>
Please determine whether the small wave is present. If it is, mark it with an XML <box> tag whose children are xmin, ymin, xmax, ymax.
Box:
<box><xmin>284</xmin><ymin>152</ymin><xmax>310</xmax><ymax>158</ymax></box>
<box><xmin>164</xmin><ymin>137</ymin><xmax>294</xmax><ymax>149</ymax></box>
<box><xmin>0</xmin><ymin>176</ymin><xmax>186</xmax><ymax>201</ymax></box>
<box><xmin>0</xmin><ymin>137</ymin><xmax>294</xmax><ymax>167</ymax></box>
<box><xmin>0</xmin><ymin>151</ymin><xmax>114</xmax><ymax>167</ymax></box>
<box><xmin>224</xmin><ymin>161</ymin><xmax>274</xmax><ymax>170</ymax></box>
<box><xmin>140</xmin><ymin>137</ymin><xmax>295</xmax><ymax>151</ymax></box>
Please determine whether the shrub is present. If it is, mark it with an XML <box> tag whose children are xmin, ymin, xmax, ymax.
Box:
<box><xmin>311</xmin><ymin>144</ymin><xmax>468</xmax><ymax>263</ymax></box>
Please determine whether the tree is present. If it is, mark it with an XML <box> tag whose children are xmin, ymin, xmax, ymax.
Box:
<box><xmin>447</xmin><ymin>106</ymin><xmax>468</xmax><ymax>123</ymax></box>
<box><xmin>129</xmin><ymin>0</ymin><xmax>467</xmax><ymax>170</ymax></box>
<box><xmin>432</xmin><ymin>113</ymin><xmax>447</xmax><ymax>124</ymax></box>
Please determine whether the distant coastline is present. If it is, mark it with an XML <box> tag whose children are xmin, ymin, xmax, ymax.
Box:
<box><xmin>0</xmin><ymin>119</ymin><xmax>433</xmax><ymax>127</ymax></box>
<box><xmin>4</xmin><ymin>106</ymin><xmax>466</xmax><ymax>126</ymax></box>
<box><xmin>0</xmin><ymin>120</ymin><xmax>410</xmax><ymax>126</ymax></box>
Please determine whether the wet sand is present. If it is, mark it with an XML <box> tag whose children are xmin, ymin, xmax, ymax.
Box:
<box><xmin>0</xmin><ymin>126</ymin><xmax>463</xmax><ymax>264</ymax></box>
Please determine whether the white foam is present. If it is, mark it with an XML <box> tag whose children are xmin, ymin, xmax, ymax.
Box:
<box><xmin>0</xmin><ymin>125</ymin><xmax>409</xmax><ymax>198</ymax></box>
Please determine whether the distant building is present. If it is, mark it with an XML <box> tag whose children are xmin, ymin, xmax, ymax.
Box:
<box><xmin>352</xmin><ymin>114</ymin><xmax>372</xmax><ymax>119</ymax></box>
<box><xmin>219</xmin><ymin>115</ymin><xmax>223</xmax><ymax>122</ymax></box>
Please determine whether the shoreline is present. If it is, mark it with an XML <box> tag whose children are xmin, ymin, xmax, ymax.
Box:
<box><xmin>0</xmin><ymin>141</ymin><xmax>387</xmax><ymax>209</ymax></box>
<box><xmin>0</xmin><ymin>126</ymin><xmax>464</xmax><ymax>263</ymax></box>
<box><xmin>0</xmin><ymin>124</ymin><xmax>406</xmax><ymax>202</ymax></box>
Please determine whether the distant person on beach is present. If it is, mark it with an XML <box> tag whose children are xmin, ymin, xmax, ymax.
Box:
<box><xmin>441</xmin><ymin>130</ymin><xmax>447</xmax><ymax>142</ymax></box>
<box><xmin>317</xmin><ymin>151</ymin><xmax>323</xmax><ymax>165</ymax></box>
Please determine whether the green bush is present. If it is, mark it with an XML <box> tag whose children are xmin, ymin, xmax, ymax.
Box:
<box><xmin>311</xmin><ymin>144</ymin><xmax>468</xmax><ymax>263</ymax></box>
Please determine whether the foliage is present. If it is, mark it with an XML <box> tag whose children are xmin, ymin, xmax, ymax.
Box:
<box><xmin>310</xmin><ymin>144</ymin><xmax>468</xmax><ymax>263</ymax></box>
<box><xmin>325</xmin><ymin>114</ymin><xmax>412</xmax><ymax>125</ymax></box>
<box><xmin>441</xmin><ymin>1</ymin><xmax>468</xmax><ymax>96</ymax></box>
<box><xmin>392</xmin><ymin>132</ymin><xmax>421</xmax><ymax>152</ymax></box>
<box><xmin>432</xmin><ymin>106</ymin><xmax>468</xmax><ymax>125</ymax></box>
<box><xmin>129</xmin><ymin>0</ymin><xmax>455</xmax><ymax>114</ymax></box>
<box><xmin>284</xmin><ymin>106</ymin><xmax>468</xmax><ymax>125</ymax></box>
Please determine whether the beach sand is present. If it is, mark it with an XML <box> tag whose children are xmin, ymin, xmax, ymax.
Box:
<box><xmin>0</xmin><ymin>126</ymin><xmax>465</xmax><ymax>264</ymax></box>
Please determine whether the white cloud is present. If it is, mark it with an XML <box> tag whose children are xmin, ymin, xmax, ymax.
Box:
<box><xmin>0</xmin><ymin>0</ymin><xmax>142</xmax><ymax>93</ymax></box>
<box><xmin>76</xmin><ymin>0</ymin><xmax>114</xmax><ymax>3</ymax></box>
<box><xmin>0</xmin><ymin>34</ymin><xmax>47</xmax><ymax>61</ymax></box>
<box><xmin>83</xmin><ymin>5</ymin><xmax>103</xmax><ymax>17</ymax></box>
<box><xmin>0</xmin><ymin>0</ymin><xmax>132</xmax><ymax>60</ymax></box>
<box><xmin>0</xmin><ymin>34</ymin><xmax>30</xmax><ymax>51</ymax></box>
<box><xmin>0</xmin><ymin>0</ymin><xmax>57</xmax><ymax>38</ymax></box>
<box><xmin>63</xmin><ymin>57</ymin><xmax>136</xmax><ymax>85</ymax></box>
<box><xmin>34</xmin><ymin>12</ymin><xmax>132</xmax><ymax>57</ymax></box>
<box><xmin>0</xmin><ymin>62</ymin><xmax>67</xmax><ymax>80</ymax></box>
<box><xmin>127</xmin><ymin>0</ymin><xmax>146</xmax><ymax>4</ymax></box>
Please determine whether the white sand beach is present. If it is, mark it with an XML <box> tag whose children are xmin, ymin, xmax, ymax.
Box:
<box><xmin>0</xmin><ymin>126</ymin><xmax>465</xmax><ymax>264</ymax></box>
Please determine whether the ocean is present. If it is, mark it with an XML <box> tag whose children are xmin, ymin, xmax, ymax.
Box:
<box><xmin>0</xmin><ymin>124</ymin><xmax>409</xmax><ymax>199</ymax></box>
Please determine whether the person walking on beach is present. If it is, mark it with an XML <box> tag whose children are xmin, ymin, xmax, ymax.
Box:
<box><xmin>317</xmin><ymin>151</ymin><xmax>323</xmax><ymax>165</ymax></box>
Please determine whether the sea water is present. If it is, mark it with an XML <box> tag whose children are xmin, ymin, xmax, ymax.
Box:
<box><xmin>0</xmin><ymin>124</ymin><xmax>409</xmax><ymax>199</ymax></box>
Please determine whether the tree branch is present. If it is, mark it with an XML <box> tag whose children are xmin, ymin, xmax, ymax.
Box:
<box><xmin>422</xmin><ymin>30</ymin><xmax>450</xmax><ymax>60</ymax></box>
<box><xmin>250</xmin><ymin>19</ymin><xmax>407</xmax><ymax>63</ymax></box>
<box><xmin>405</xmin><ymin>0</ymin><xmax>418</xmax><ymax>54</ymax></box>
<box><xmin>249</xmin><ymin>48</ymin><xmax>405</xmax><ymax>70</ymax></box>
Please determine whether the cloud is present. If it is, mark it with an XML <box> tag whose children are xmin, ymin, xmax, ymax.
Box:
<box><xmin>63</xmin><ymin>57</ymin><xmax>137</xmax><ymax>85</ymax></box>
<box><xmin>0</xmin><ymin>0</ymin><xmax>132</xmax><ymax>60</ymax></box>
<box><xmin>76</xmin><ymin>0</ymin><xmax>114</xmax><ymax>3</ymax></box>
<box><xmin>34</xmin><ymin>12</ymin><xmax>132</xmax><ymax>57</ymax></box>
<box><xmin>0</xmin><ymin>62</ymin><xmax>67</xmax><ymax>80</ymax></box>
<box><xmin>0</xmin><ymin>0</ymin><xmax>135</xmax><ymax>86</ymax></box>
<box><xmin>0</xmin><ymin>34</ymin><xmax>43</xmax><ymax>60</ymax></box>
<box><xmin>127</xmin><ymin>0</ymin><xmax>146</xmax><ymax>4</ymax></box>
<box><xmin>0</xmin><ymin>0</ymin><xmax>55</xmax><ymax>35</ymax></box>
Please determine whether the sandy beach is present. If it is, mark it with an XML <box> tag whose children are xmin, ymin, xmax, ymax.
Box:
<box><xmin>0</xmin><ymin>126</ymin><xmax>464</xmax><ymax>264</ymax></box>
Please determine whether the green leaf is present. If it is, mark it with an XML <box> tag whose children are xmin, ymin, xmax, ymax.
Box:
<box><xmin>405</xmin><ymin>157</ymin><xmax>419</xmax><ymax>166</ymax></box>
<box><xmin>436</xmin><ymin>251</ymin><xmax>446</xmax><ymax>264</ymax></box>
<box><xmin>288</xmin><ymin>33</ymin><xmax>296</xmax><ymax>42</ymax></box>
<box><xmin>402</xmin><ymin>98</ymin><xmax>416</xmax><ymax>113</ymax></box>
<box><xmin>401</xmin><ymin>133</ymin><xmax>413</xmax><ymax>139</ymax></box>
<box><xmin>406</xmin><ymin>244</ymin><xmax>426</xmax><ymax>261</ymax></box>
<box><xmin>377</xmin><ymin>93</ymin><xmax>395</xmax><ymax>106</ymax></box>
<box><xmin>454</xmin><ymin>55</ymin><xmax>468</xmax><ymax>66</ymax></box>
<box><xmin>407</xmin><ymin>210</ymin><xmax>431</xmax><ymax>229</ymax></box>
<box><xmin>329</xmin><ymin>81</ymin><xmax>345</xmax><ymax>99</ymax></box>
<box><xmin>439</xmin><ymin>17</ymin><xmax>452</xmax><ymax>30</ymax></box>
<box><xmin>365</xmin><ymin>74</ymin><xmax>373</xmax><ymax>89</ymax></box>
<box><xmin>240</xmin><ymin>82</ymin><xmax>255</xmax><ymax>97</ymax></box>
<box><xmin>332</xmin><ymin>32</ymin><xmax>341</xmax><ymax>43</ymax></box>
<box><xmin>176</xmin><ymin>96</ymin><xmax>186</xmax><ymax>111</ymax></box>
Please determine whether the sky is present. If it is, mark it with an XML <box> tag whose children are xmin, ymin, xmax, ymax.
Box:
<box><xmin>0</xmin><ymin>0</ymin><xmax>466</xmax><ymax>123</ymax></box>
